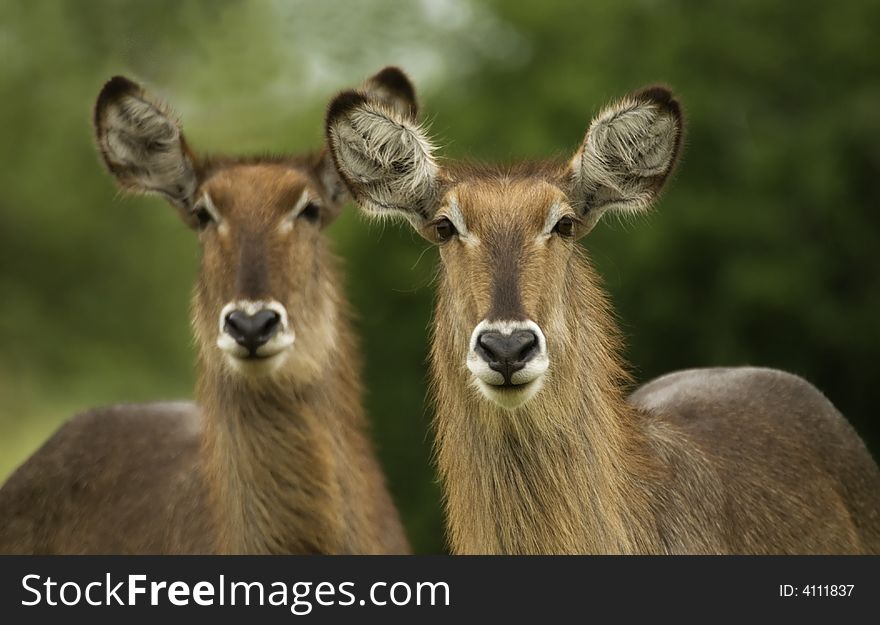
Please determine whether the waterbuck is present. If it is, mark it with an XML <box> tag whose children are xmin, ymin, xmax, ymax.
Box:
<box><xmin>326</xmin><ymin>83</ymin><xmax>880</xmax><ymax>554</ymax></box>
<box><xmin>0</xmin><ymin>69</ymin><xmax>416</xmax><ymax>554</ymax></box>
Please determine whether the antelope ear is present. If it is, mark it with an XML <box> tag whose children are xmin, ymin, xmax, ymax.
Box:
<box><xmin>325</xmin><ymin>89</ymin><xmax>439</xmax><ymax>229</ymax></box>
<box><xmin>360</xmin><ymin>66</ymin><xmax>418</xmax><ymax>121</ymax></box>
<box><xmin>93</xmin><ymin>76</ymin><xmax>199</xmax><ymax>213</ymax></box>
<box><xmin>567</xmin><ymin>86</ymin><xmax>683</xmax><ymax>232</ymax></box>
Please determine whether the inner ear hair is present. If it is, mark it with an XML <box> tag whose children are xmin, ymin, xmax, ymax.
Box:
<box><xmin>94</xmin><ymin>76</ymin><xmax>199</xmax><ymax>211</ymax></box>
<box><xmin>325</xmin><ymin>89</ymin><xmax>439</xmax><ymax>228</ymax></box>
<box><xmin>569</xmin><ymin>85</ymin><xmax>683</xmax><ymax>227</ymax></box>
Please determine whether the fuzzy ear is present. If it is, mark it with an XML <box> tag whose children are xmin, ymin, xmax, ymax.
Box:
<box><xmin>307</xmin><ymin>68</ymin><xmax>418</xmax><ymax>227</ymax></box>
<box><xmin>568</xmin><ymin>86</ymin><xmax>683</xmax><ymax>231</ymax></box>
<box><xmin>93</xmin><ymin>76</ymin><xmax>199</xmax><ymax>212</ymax></box>
<box><xmin>325</xmin><ymin>88</ymin><xmax>439</xmax><ymax>228</ymax></box>
<box><xmin>360</xmin><ymin>66</ymin><xmax>419</xmax><ymax>121</ymax></box>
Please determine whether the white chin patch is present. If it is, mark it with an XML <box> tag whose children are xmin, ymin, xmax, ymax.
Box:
<box><xmin>466</xmin><ymin>319</ymin><xmax>550</xmax><ymax>410</ymax></box>
<box><xmin>216</xmin><ymin>300</ymin><xmax>296</xmax><ymax>377</ymax></box>
<box><xmin>222</xmin><ymin>349</ymin><xmax>290</xmax><ymax>377</ymax></box>
<box><xmin>473</xmin><ymin>376</ymin><xmax>545</xmax><ymax>410</ymax></box>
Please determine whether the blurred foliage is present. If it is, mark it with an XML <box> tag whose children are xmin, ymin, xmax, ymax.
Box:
<box><xmin>0</xmin><ymin>0</ymin><xmax>877</xmax><ymax>553</ymax></box>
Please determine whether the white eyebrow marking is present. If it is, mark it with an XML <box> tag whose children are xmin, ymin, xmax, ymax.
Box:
<box><xmin>280</xmin><ymin>189</ymin><xmax>315</xmax><ymax>233</ymax></box>
<box><xmin>540</xmin><ymin>200</ymin><xmax>565</xmax><ymax>238</ymax></box>
<box><xmin>441</xmin><ymin>196</ymin><xmax>478</xmax><ymax>246</ymax></box>
<box><xmin>290</xmin><ymin>189</ymin><xmax>311</xmax><ymax>216</ymax></box>
<box><xmin>197</xmin><ymin>191</ymin><xmax>229</xmax><ymax>235</ymax></box>
<box><xmin>200</xmin><ymin>192</ymin><xmax>221</xmax><ymax>223</ymax></box>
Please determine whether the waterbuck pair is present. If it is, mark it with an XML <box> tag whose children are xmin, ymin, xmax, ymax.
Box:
<box><xmin>325</xmin><ymin>76</ymin><xmax>880</xmax><ymax>554</ymax></box>
<box><xmin>2</xmin><ymin>68</ymin><xmax>878</xmax><ymax>555</ymax></box>
<box><xmin>0</xmin><ymin>69</ymin><xmax>417</xmax><ymax>554</ymax></box>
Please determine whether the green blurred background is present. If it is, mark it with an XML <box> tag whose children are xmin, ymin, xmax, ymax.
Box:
<box><xmin>1</xmin><ymin>0</ymin><xmax>878</xmax><ymax>553</ymax></box>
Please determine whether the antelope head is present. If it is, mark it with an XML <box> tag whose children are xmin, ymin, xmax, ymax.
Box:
<box><xmin>94</xmin><ymin>68</ymin><xmax>417</xmax><ymax>384</ymax></box>
<box><xmin>327</xmin><ymin>85</ymin><xmax>682</xmax><ymax>409</ymax></box>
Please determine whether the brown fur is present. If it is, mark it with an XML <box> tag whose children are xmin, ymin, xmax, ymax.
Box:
<box><xmin>327</xmin><ymin>83</ymin><xmax>880</xmax><ymax>554</ymax></box>
<box><xmin>0</xmin><ymin>71</ymin><xmax>415</xmax><ymax>554</ymax></box>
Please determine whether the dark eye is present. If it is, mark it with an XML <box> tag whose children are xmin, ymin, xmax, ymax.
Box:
<box><xmin>434</xmin><ymin>217</ymin><xmax>457</xmax><ymax>243</ymax></box>
<box><xmin>553</xmin><ymin>215</ymin><xmax>576</xmax><ymax>238</ymax></box>
<box><xmin>299</xmin><ymin>202</ymin><xmax>321</xmax><ymax>223</ymax></box>
<box><xmin>194</xmin><ymin>207</ymin><xmax>214</xmax><ymax>229</ymax></box>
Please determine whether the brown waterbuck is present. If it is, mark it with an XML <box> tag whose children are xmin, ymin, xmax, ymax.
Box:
<box><xmin>326</xmin><ymin>83</ymin><xmax>880</xmax><ymax>554</ymax></box>
<box><xmin>0</xmin><ymin>69</ymin><xmax>417</xmax><ymax>554</ymax></box>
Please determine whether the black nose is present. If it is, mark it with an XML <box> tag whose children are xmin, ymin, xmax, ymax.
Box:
<box><xmin>224</xmin><ymin>309</ymin><xmax>281</xmax><ymax>355</ymax></box>
<box><xmin>475</xmin><ymin>330</ymin><xmax>539</xmax><ymax>385</ymax></box>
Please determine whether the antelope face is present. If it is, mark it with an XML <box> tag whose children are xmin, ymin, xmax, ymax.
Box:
<box><xmin>193</xmin><ymin>163</ymin><xmax>339</xmax><ymax>378</ymax></box>
<box><xmin>428</xmin><ymin>180</ymin><xmax>573</xmax><ymax>408</ymax></box>
<box><xmin>328</xmin><ymin>83</ymin><xmax>682</xmax><ymax>410</ymax></box>
<box><xmin>94</xmin><ymin>69</ymin><xmax>417</xmax><ymax>381</ymax></box>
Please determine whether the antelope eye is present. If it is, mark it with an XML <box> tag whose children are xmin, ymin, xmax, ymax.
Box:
<box><xmin>299</xmin><ymin>201</ymin><xmax>321</xmax><ymax>223</ymax></box>
<box><xmin>194</xmin><ymin>207</ymin><xmax>214</xmax><ymax>229</ymax></box>
<box><xmin>434</xmin><ymin>217</ymin><xmax>457</xmax><ymax>243</ymax></box>
<box><xmin>553</xmin><ymin>215</ymin><xmax>576</xmax><ymax>238</ymax></box>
